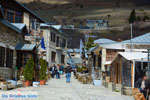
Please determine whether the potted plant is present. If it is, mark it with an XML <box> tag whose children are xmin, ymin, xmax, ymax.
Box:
<box><xmin>23</xmin><ymin>57</ymin><xmax>34</xmax><ymax>86</ymax></box>
<box><xmin>39</xmin><ymin>58</ymin><xmax>47</xmax><ymax>85</ymax></box>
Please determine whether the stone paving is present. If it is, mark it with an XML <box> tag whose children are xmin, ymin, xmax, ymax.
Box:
<box><xmin>5</xmin><ymin>74</ymin><xmax>134</xmax><ymax>100</ymax></box>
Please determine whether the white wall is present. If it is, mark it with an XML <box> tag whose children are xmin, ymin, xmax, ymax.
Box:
<box><xmin>101</xmin><ymin>48</ymin><xmax>106</xmax><ymax>71</ymax></box>
<box><xmin>41</xmin><ymin>28</ymin><xmax>68</xmax><ymax>67</ymax></box>
<box><xmin>23</xmin><ymin>12</ymin><xmax>30</xmax><ymax>27</ymax></box>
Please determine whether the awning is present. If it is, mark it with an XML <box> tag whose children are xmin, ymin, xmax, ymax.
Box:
<box><xmin>0</xmin><ymin>42</ymin><xmax>6</xmax><ymax>47</ymax></box>
<box><xmin>16</xmin><ymin>44</ymin><xmax>36</xmax><ymax>51</ymax></box>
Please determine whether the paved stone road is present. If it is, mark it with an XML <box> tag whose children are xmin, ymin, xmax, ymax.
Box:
<box><xmin>10</xmin><ymin>74</ymin><xmax>134</xmax><ymax>100</ymax></box>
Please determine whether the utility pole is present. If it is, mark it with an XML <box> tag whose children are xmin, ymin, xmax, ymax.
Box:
<box><xmin>130</xmin><ymin>24</ymin><xmax>133</xmax><ymax>52</ymax></box>
<box><xmin>34</xmin><ymin>19</ymin><xmax>37</xmax><ymax>44</ymax></box>
<box><xmin>148</xmin><ymin>49</ymin><xmax>150</xmax><ymax>78</ymax></box>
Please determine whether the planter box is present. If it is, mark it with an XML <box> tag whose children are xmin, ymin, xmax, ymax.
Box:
<box><xmin>121</xmin><ymin>87</ymin><xmax>132</xmax><ymax>96</ymax></box>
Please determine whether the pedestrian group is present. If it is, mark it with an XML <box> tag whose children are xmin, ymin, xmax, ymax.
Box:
<box><xmin>49</xmin><ymin>63</ymin><xmax>72</xmax><ymax>83</ymax></box>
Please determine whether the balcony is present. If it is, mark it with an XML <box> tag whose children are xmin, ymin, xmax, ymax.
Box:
<box><xmin>56</xmin><ymin>42</ymin><xmax>65</xmax><ymax>50</ymax></box>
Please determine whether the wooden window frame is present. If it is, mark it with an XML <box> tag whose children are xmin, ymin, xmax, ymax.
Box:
<box><xmin>6</xmin><ymin>48</ymin><xmax>13</xmax><ymax>68</ymax></box>
<box><xmin>0</xmin><ymin>47</ymin><xmax>5</xmax><ymax>67</ymax></box>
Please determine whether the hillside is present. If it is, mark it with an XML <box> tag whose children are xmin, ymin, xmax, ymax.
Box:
<box><xmin>17</xmin><ymin>0</ymin><xmax>150</xmax><ymax>48</ymax></box>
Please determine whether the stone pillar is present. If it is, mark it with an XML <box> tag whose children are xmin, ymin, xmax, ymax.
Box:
<box><xmin>101</xmin><ymin>49</ymin><xmax>106</xmax><ymax>71</ymax></box>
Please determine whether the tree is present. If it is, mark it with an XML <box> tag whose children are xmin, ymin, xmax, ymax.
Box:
<box><xmin>24</xmin><ymin>57</ymin><xmax>34</xmax><ymax>81</ymax></box>
<box><xmin>143</xmin><ymin>15</ymin><xmax>149</xmax><ymax>21</ymax></box>
<box><xmin>39</xmin><ymin>58</ymin><xmax>47</xmax><ymax>80</ymax></box>
<box><xmin>81</xmin><ymin>48</ymin><xmax>86</xmax><ymax>60</ymax></box>
<box><xmin>136</xmin><ymin>16</ymin><xmax>141</xmax><ymax>21</ymax></box>
<box><xmin>85</xmin><ymin>33</ymin><xmax>96</xmax><ymax>50</ymax></box>
<box><xmin>107</xmin><ymin>14</ymin><xmax>111</xmax><ymax>19</ymax></box>
<box><xmin>129</xmin><ymin>9</ymin><xmax>136</xmax><ymax>23</ymax></box>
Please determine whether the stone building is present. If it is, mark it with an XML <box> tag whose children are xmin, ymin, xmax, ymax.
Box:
<box><xmin>0</xmin><ymin>0</ymin><xmax>45</xmax><ymax>79</ymax></box>
<box><xmin>0</xmin><ymin>9</ymin><xmax>27</xmax><ymax>79</ymax></box>
<box><xmin>40</xmin><ymin>24</ymin><xmax>68</xmax><ymax>66</ymax></box>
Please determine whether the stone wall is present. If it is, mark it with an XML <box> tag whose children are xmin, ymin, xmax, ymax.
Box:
<box><xmin>0</xmin><ymin>23</ymin><xmax>24</xmax><ymax>79</ymax></box>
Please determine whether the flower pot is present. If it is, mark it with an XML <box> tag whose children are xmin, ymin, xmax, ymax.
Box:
<box><xmin>40</xmin><ymin>80</ymin><xmax>46</xmax><ymax>85</ymax></box>
<box><xmin>24</xmin><ymin>80</ymin><xmax>31</xmax><ymax>87</ymax></box>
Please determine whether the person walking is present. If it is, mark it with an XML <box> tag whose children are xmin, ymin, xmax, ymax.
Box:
<box><xmin>56</xmin><ymin>64</ymin><xmax>60</xmax><ymax>79</ymax></box>
<box><xmin>49</xmin><ymin>64</ymin><xmax>56</xmax><ymax>78</ymax></box>
<box><xmin>60</xmin><ymin>64</ymin><xmax>64</xmax><ymax>75</ymax></box>
<box><xmin>65</xmin><ymin>64</ymin><xmax>72</xmax><ymax>83</ymax></box>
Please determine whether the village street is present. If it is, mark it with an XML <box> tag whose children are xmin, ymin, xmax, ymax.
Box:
<box><xmin>6</xmin><ymin>74</ymin><xmax>134</xmax><ymax>100</ymax></box>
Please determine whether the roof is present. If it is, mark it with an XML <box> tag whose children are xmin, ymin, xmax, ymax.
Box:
<box><xmin>87</xmin><ymin>19</ymin><xmax>108</xmax><ymax>23</ymax></box>
<box><xmin>100</xmin><ymin>42</ymin><xmax>126</xmax><ymax>50</ymax></box>
<box><xmin>94</xmin><ymin>38</ymin><xmax>116</xmax><ymax>44</ymax></box>
<box><xmin>122</xmin><ymin>33</ymin><xmax>150</xmax><ymax>44</ymax></box>
<box><xmin>51</xmin><ymin>25</ymin><xmax>61</xmax><ymax>30</ymax></box>
<box><xmin>112</xmin><ymin>52</ymin><xmax>147</xmax><ymax>63</ymax></box>
<box><xmin>11</xmin><ymin>23</ymin><xmax>26</xmax><ymax>30</ymax></box>
<box><xmin>67</xmin><ymin>58</ymin><xmax>82</xmax><ymax>64</ymax></box>
<box><xmin>67</xmin><ymin>49</ymin><xmax>80</xmax><ymax>53</ymax></box>
<box><xmin>0</xmin><ymin>19</ymin><xmax>22</xmax><ymax>33</ymax></box>
<box><xmin>16</xmin><ymin>44</ymin><xmax>36</xmax><ymax>51</ymax></box>
<box><xmin>40</xmin><ymin>24</ymin><xmax>62</xmax><ymax>30</ymax></box>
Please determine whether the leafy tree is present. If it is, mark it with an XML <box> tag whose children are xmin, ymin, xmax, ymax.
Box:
<box><xmin>107</xmin><ymin>14</ymin><xmax>111</xmax><ymax>19</ymax></box>
<box><xmin>85</xmin><ymin>33</ymin><xmax>96</xmax><ymax>50</ymax></box>
<box><xmin>81</xmin><ymin>48</ymin><xmax>86</xmax><ymax>59</ymax></box>
<box><xmin>24</xmin><ymin>57</ymin><xmax>34</xmax><ymax>81</ymax></box>
<box><xmin>129</xmin><ymin>9</ymin><xmax>136</xmax><ymax>23</ymax></box>
<box><xmin>143</xmin><ymin>15</ymin><xmax>149</xmax><ymax>21</ymax></box>
<box><xmin>136</xmin><ymin>16</ymin><xmax>141</xmax><ymax>21</ymax></box>
<box><xmin>39</xmin><ymin>58</ymin><xmax>47</xmax><ymax>80</ymax></box>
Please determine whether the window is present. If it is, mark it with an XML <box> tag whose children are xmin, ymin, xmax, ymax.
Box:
<box><xmin>51</xmin><ymin>51</ymin><xmax>56</xmax><ymax>62</ymax></box>
<box><xmin>0</xmin><ymin>47</ymin><xmax>5</xmax><ymax>67</ymax></box>
<box><xmin>6</xmin><ymin>49</ymin><xmax>13</xmax><ymax>68</ymax></box>
<box><xmin>7</xmin><ymin>9</ymin><xmax>14</xmax><ymax>22</ymax></box>
<box><xmin>51</xmin><ymin>32</ymin><xmax>56</xmax><ymax>42</ymax></box>
<box><xmin>61</xmin><ymin>54</ymin><xmax>65</xmax><ymax>64</ymax></box>
<box><xmin>15</xmin><ymin>11</ymin><xmax>23</xmax><ymax>23</ymax></box>
<box><xmin>56</xmin><ymin>36</ymin><xmax>60</xmax><ymax>47</ymax></box>
<box><xmin>62</xmin><ymin>38</ymin><xmax>66</xmax><ymax>48</ymax></box>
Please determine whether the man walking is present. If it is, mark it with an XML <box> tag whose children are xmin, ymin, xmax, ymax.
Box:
<box><xmin>135</xmin><ymin>75</ymin><xmax>150</xmax><ymax>100</ymax></box>
<box><xmin>65</xmin><ymin>64</ymin><xmax>72</xmax><ymax>83</ymax></box>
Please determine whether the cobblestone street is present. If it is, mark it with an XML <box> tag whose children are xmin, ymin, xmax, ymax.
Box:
<box><xmin>9</xmin><ymin>74</ymin><xmax>134</xmax><ymax>100</ymax></box>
